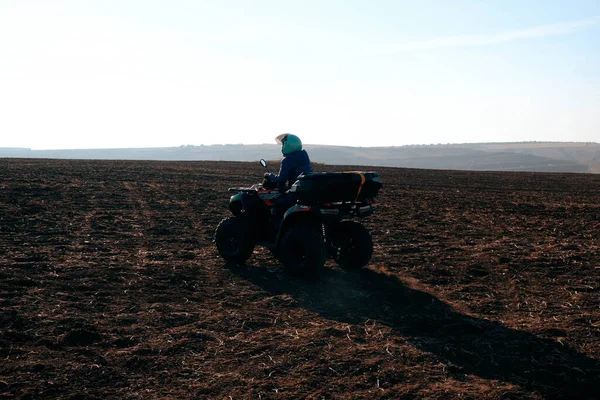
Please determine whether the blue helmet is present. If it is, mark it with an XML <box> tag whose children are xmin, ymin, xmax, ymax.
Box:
<box><xmin>275</xmin><ymin>133</ymin><xmax>302</xmax><ymax>155</ymax></box>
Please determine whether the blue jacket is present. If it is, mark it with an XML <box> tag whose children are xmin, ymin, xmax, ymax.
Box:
<box><xmin>268</xmin><ymin>150</ymin><xmax>313</xmax><ymax>186</ymax></box>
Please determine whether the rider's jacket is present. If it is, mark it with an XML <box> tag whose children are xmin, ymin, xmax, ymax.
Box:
<box><xmin>267</xmin><ymin>149</ymin><xmax>313</xmax><ymax>186</ymax></box>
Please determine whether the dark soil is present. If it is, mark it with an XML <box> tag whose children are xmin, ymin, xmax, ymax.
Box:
<box><xmin>1</xmin><ymin>159</ymin><xmax>599</xmax><ymax>399</ymax></box>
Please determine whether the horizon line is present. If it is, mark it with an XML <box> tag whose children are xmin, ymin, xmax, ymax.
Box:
<box><xmin>1</xmin><ymin>140</ymin><xmax>598</xmax><ymax>152</ymax></box>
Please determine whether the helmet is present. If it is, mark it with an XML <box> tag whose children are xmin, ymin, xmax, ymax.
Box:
<box><xmin>275</xmin><ymin>133</ymin><xmax>302</xmax><ymax>155</ymax></box>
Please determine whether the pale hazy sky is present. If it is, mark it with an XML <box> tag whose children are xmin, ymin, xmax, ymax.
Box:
<box><xmin>0</xmin><ymin>0</ymin><xmax>598</xmax><ymax>149</ymax></box>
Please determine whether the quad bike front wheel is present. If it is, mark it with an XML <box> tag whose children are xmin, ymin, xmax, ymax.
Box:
<box><xmin>330</xmin><ymin>221</ymin><xmax>373</xmax><ymax>270</ymax></box>
<box><xmin>279</xmin><ymin>223</ymin><xmax>326</xmax><ymax>276</ymax></box>
<box><xmin>215</xmin><ymin>216</ymin><xmax>254</xmax><ymax>264</ymax></box>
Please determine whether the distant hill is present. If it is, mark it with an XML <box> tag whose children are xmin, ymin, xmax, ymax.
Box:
<box><xmin>1</xmin><ymin>142</ymin><xmax>598</xmax><ymax>173</ymax></box>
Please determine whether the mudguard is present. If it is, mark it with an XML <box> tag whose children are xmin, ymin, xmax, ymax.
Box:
<box><xmin>276</xmin><ymin>204</ymin><xmax>321</xmax><ymax>244</ymax></box>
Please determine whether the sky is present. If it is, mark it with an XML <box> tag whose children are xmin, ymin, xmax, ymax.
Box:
<box><xmin>0</xmin><ymin>0</ymin><xmax>598</xmax><ymax>150</ymax></box>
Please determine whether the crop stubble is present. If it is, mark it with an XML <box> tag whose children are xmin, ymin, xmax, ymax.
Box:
<box><xmin>1</xmin><ymin>159</ymin><xmax>599</xmax><ymax>399</ymax></box>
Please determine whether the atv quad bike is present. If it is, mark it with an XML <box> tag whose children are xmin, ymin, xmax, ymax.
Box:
<box><xmin>215</xmin><ymin>159</ymin><xmax>382</xmax><ymax>275</ymax></box>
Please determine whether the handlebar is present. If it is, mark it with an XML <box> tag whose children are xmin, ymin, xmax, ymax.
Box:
<box><xmin>228</xmin><ymin>184</ymin><xmax>261</xmax><ymax>193</ymax></box>
<box><xmin>228</xmin><ymin>181</ymin><xmax>287</xmax><ymax>193</ymax></box>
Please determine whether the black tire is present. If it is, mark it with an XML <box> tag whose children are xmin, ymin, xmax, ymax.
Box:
<box><xmin>330</xmin><ymin>221</ymin><xmax>373</xmax><ymax>270</ymax></box>
<box><xmin>279</xmin><ymin>224</ymin><xmax>326</xmax><ymax>276</ymax></box>
<box><xmin>215</xmin><ymin>217</ymin><xmax>254</xmax><ymax>264</ymax></box>
<box><xmin>269</xmin><ymin>246</ymin><xmax>280</xmax><ymax>260</ymax></box>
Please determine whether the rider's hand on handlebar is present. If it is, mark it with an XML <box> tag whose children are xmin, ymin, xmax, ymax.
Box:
<box><xmin>264</xmin><ymin>173</ymin><xmax>271</xmax><ymax>182</ymax></box>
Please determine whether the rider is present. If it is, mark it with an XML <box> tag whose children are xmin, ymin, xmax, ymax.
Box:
<box><xmin>264</xmin><ymin>133</ymin><xmax>313</xmax><ymax>219</ymax></box>
<box><xmin>265</xmin><ymin>133</ymin><xmax>313</xmax><ymax>186</ymax></box>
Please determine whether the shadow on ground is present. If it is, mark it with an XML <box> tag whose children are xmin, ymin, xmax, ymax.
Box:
<box><xmin>226</xmin><ymin>263</ymin><xmax>600</xmax><ymax>400</ymax></box>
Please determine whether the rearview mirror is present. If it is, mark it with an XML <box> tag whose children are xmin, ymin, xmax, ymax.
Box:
<box><xmin>260</xmin><ymin>159</ymin><xmax>267</xmax><ymax>168</ymax></box>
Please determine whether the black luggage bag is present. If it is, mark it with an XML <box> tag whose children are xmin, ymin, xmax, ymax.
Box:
<box><xmin>290</xmin><ymin>172</ymin><xmax>382</xmax><ymax>204</ymax></box>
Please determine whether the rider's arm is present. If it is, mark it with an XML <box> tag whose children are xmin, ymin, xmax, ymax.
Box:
<box><xmin>267</xmin><ymin>156</ymin><xmax>290</xmax><ymax>184</ymax></box>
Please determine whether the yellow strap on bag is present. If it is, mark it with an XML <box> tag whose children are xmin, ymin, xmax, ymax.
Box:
<box><xmin>354</xmin><ymin>172</ymin><xmax>366</xmax><ymax>202</ymax></box>
<box><xmin>345</xmin><ymin>171</ymin><xmax>367</xmax><ymax>202</ymax></box>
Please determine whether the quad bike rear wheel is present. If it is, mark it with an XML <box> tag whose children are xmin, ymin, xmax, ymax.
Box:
<box><xmin>215</xmin><ymin>216</ymin><xmax>254</xmax><ymax>264</ymax></box>
<box><xmin>330</xmin><ymin>221</ymin><xmax>373</xmax><ymax>270</ymax></box>
<box><xmin>279</xmin><ymin>223</ymin><xmax>326</xmax><ymax>276</ymax></box>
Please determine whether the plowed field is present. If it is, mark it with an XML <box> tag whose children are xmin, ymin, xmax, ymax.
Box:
<box><xmin>1</xmin><ymin>159</ymin><xmax>599</xmax><ymax>399</ymax></box>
